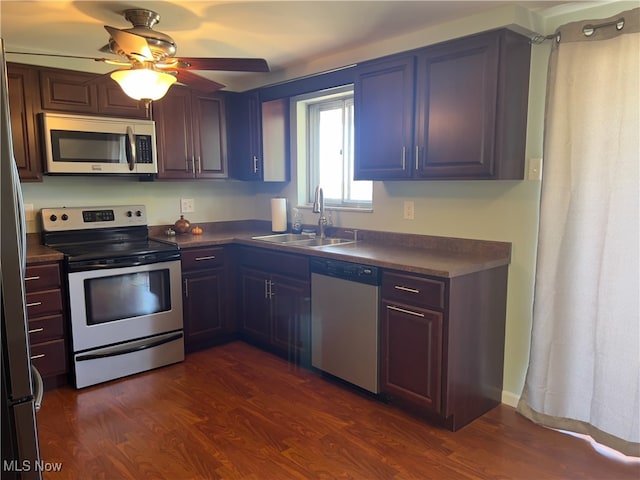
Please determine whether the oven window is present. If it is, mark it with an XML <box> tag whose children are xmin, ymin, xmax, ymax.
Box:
<box><xmin>84</xmin><ymin>269</ymin><xmax>171</xmax><ymax>325</ymax></box>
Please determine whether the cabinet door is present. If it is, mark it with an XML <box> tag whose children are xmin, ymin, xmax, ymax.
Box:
<box><xmin>270</xmin><ymin>274</ymin><xmax>310</xmax><ymax>364</ymax></box>
<box><xmin>239</xmin><ymin>267</ymin><xmax>271</xmax><ymax>345</ymax></box>
<box><xmin>192</xmin><ymin>93</ymin><xmax>228</xmax><ymax>178</ymax></box>
<box><xmin>415</xmin><ymin>32</ymin><xmax>500</xmax><ymax>178</ymax></box>
<box><xmin>354</xmin><ymin>54</ymin><xmax>416</xmax><ymax>180</ymax></box>
<box><xmin>245</xmin><ymin>92</ymin><xmax>263</xmax><ymax>180</ymax></box>
<box><xmin>261</xmin><ymin>98</ymin><xmax>289</xmax><ymax>182</ymax></box>
<box><xmin>39</xmin><ymin>68</ymin><xmax>98</xmax><ymax>113</ymax></box>
<box><xmin>7</xmin><ymin>63</ymin><xmax>41</xmax><ymax>181</ymax></box>
<box><xmin>381</xmin><ymin>300</ymin><xmax>443</xmax><ymax>413</ymax></box>
<box><xmin>183</xmin><ymin>269</ymin><xmax>225</xmax><ymax>352</ymax></box>
<box><xmin>153</xmin><ymin>86</ymin><xmax>195</xmax><ymax>179</ymax></box>
<box><xmin>97</xmin><ymin>80</ymin><xmax>148</xmax><ymax>118</ymax></box>
<box><xmin>227</xmin><ymin>92</ymin><xmax>259</xmax><ymax>180</ymax></box>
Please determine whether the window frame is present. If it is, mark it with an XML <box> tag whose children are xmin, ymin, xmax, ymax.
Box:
<box><xmin>293</xmin><ymin>85</ymin><xmax>372</xmax><ymax>211</ymax></box>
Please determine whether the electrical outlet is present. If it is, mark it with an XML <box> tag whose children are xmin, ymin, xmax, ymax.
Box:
<box><xmin>528</xmin><ymin>158</ymin><xmax>543</xmax><ymax>181</ymax></box>
<box><xmin>403</xmin><ymin>200</ymin><xmax>415</xmax><ymax>220</ymax></box>
<box><xmin>24</xmin><ymin>204</ymin><xmax>35</xmax><ymax>222</ymax></box>
<box><xmin>180</xmin><ymin>198</ymin><xmax>195</xmax><ymax>213</ymax></box>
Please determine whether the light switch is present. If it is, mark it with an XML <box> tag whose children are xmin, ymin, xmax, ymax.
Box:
<box><xmin>528</xmin><ymin>158</ymin><xmax>543</xmax><ymax>181</ymax></box>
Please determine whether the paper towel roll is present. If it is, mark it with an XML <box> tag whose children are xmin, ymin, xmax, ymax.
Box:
<box><xmin>271</xmin><ymin>198</ymin><xmax>287</xmax><ymax>233</ymax></box>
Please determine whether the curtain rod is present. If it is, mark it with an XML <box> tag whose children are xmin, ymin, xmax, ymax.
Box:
<box><xmin>530</xmin><ymin>16</ymin><xmax>625</xmax><ymax>44</ymax></box>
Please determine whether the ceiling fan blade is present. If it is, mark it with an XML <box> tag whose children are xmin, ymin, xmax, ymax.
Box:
<box><xmin>104</xmin><ymin>25</ymin><xmax>154</xmax><ymax>61</ymax></box>
<box><xmin>173</xmin><ymin>70</ymin><xmax>226</xmax><ymax>93</ymax></box>
<box><xmin>5</xmin><ymin>51</ymin><xmax>128</xmax><ymax>65</ymax></box>
<box><xmin>175</xmin><ymin>57</ymin><xmax>269</xmax><ymax>73</ymax></box>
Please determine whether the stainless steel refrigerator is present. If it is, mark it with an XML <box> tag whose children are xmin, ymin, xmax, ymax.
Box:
<box><xmin>1</xmin><ymin>38</ymin><xmax>43</xmax><ymax>480</ymax></box>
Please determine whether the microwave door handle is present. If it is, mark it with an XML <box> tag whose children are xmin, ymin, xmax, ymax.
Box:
<box><xmin>125</xmin><ymin>126</ymin><xmax>136</xmax><ymax>171</ymax></box>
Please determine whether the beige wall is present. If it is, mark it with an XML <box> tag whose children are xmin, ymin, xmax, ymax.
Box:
<box><xmin>252</xmin><ymin>1</ymin><xmax>636</xmax><ymax>405</ymax></box>
<box><xmin>20</xmin><ymin>1</ymin><xmax>635</xmax><ymax>406</ymax></box>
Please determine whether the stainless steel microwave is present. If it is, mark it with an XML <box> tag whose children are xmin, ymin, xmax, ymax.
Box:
<box><xmin>40</xmin><ymin>112</ymin><xmax>157</xmax><ymax>175</ymax></box>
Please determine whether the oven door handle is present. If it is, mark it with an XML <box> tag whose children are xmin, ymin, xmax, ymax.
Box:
<box><xmin>76</xmin><ymin>332</ymin><xmax>183</xmax><ymax>361</ymax></box>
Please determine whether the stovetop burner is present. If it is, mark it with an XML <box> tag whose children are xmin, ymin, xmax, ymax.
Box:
<box><xmin>54</xmin><ymin>238</ymin><xmax>178</xmax><ymax>262</ymax></box>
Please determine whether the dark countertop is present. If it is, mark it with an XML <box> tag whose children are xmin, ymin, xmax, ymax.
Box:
<box><xmin>27</xmin><ymin>221</ymin><xmax>511</xmax><ymax>278</ymax></box>
<box><xmin>151</xmin><ymin>222</ymin><xmax>512</xmax><ymax>278</ymax></box>
<box><xmin>26</xmin><ymin>235</ymin><xmax>64</xmax><ymax>263</ymax></box>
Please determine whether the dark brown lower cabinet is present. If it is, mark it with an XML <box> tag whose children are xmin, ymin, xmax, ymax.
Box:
<box><xmin>181</xmin><ymin>246</ymin><xmax>231</xmax><ymax>352</ymax></box>
<box><xmin>237</xmin><ymin>247</ymin><xmax>310</xmax><ymax>366</ymax></box>
<box><xmin>381</xmin><ymin>301</ymin><xmax>443</xmax><ymax>412</ymax></box>
<box><xmin>25</xmin><ymin>261</ymin><xmax>69</xmax><ymax>389</ymax></box>
<box><xmin>381</xmin><ymin>266</ymin><xmax>508</xmax><ymax>431</ymax></box>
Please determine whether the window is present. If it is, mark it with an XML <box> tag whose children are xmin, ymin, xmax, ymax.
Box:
<box><xmin>295</xmin><ymin>86</ymin><xmax>372</xmax><ymax>209</ymax></box>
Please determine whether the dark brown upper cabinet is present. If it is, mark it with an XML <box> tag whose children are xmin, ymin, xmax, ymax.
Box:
<box><xmin>7</xmin><ymin>63</ymin><xmax>42</xmax><ymax>181</ymax></box>
<box><xmin>228</xmin><ymin>91</ymin><xmax>289</xmax><ymax>182</ymax></box>
<box><xmin>153</xmin><ymin>85</ymin><xmax>228</xmax><ymax>179</ymax></box>
<box><xmin>39</xmin><ymin>67</ymin><xmax>147</xmax><ymax>118</ymax></box>
<box><xmin>354</xmin><ymin>29</ymin><xmax>530</xmax><ymax>181</ymax></box>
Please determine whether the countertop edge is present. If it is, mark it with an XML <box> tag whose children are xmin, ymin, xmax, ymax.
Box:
<box><xmin>27</xmin><ymin>228</ymin><xmax>512</xmax><ymax>278</ymax></box>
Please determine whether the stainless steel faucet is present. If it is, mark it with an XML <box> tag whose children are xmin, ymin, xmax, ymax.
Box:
<box><xmin>312</xmin><ymin>185</ymin><xmax>327</xmax><ymax>239</ymax></box>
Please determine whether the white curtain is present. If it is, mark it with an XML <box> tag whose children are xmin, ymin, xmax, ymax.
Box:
<box><xmin>517</xmin><ymin>9</ymin><xmax>640</xmax><ymax>457</ymax></box>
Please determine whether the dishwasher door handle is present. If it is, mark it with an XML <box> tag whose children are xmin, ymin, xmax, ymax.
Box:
<box><xmin>387</xmin><ymin>305</ymin><xmax>425</xmax><ymax>317</ymax></box>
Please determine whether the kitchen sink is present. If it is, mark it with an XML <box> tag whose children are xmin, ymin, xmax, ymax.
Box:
<box><xmin>288</xmin><ymin>237</ymin><xmax>355</xmax><ymax>248</ymax></box>
<box><xmin>251</xmin><ymin>233</ymin><xmax>355</xmax><ymax>248</ymax></box>
<box><xmin>251</xmin><ymin>233</ymin><xmax>310</xmax><ymax>243</ymax></box>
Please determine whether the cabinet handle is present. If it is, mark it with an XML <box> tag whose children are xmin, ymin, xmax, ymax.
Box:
<box><xmin>387</xmin><ymin>305</ymin><xmax>424</xmax><ymax>318</ymax></box>
<box><xmin>394</xmin><ymin>285</ymin><xmax>420</xmax><ymax>294</ymax></box>
<box><xmin>25</xmin><ymin>276</ymin><xmax>40</xmax><ymax>281</ymax></box>
<box><xmin>253</xmin><ymin>156</ymin><xmax>259</xmax><ymax>173</ymax></box>
<box><xmin>183</xmin><ymin>279</ymin><xmax>189</xmax><ymax>298</ymax></box>
<box><xmin>26</xmin><ymin>301</ymin><xmax>42</xmax><ymax>308</ymax></box>
<box><xmin>197</xmin><ymin>156</ymin><xmax>202</xmax><ymax>174</ymax></box>
<box><xmin>401</xmin><ymin>146</ymin><xmax>406</xmax><ymax>170</ymax></box>
<box><xmin>415</xmin><ymin>145</ymin><xmax>419</xmax><ymax>170</ymax></box>
<box><xmin>195</xmin><ymin>255</ymin><xmax>216</xmax><ymax>261</ymax></box>
<box><xmin>28</xmin><ymin>328</ymin><xmax>44</xmax><ymax>334</ymax></box>
<box><xmin>30</xmin><ymin>353</ymin><xmax>45</xmax><ymax>360</ymax></box>
<box><xmin>264</xmin><ymin>280</ymin><xmax>274</xmax><ymax>299</ymax></box>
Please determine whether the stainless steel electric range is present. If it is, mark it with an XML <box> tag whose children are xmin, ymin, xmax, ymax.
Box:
<box><xmin>41</xmin><ymin>205</ymin><xmax>184</xmax><ymax>389</ymax></box>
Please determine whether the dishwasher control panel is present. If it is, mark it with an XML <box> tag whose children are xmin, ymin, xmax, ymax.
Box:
<box><xmin>310</xmin><ymin>258</ymin><xmax>380</xmax><ymax>286</ymax></box>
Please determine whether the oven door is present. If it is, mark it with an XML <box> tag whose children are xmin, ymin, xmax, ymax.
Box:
<box><xmin>67</xmin><ymin>259</ymin><xmax>183</xmax><ymax>352</ymax></box>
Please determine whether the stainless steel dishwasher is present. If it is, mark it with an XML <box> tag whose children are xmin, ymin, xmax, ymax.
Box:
<box><xmin>310</xmin><ymin>257</ymin><xmax>381</xmax><ymax>393</ymax></box>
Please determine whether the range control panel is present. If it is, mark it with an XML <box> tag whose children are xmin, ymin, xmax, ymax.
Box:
<box><xmin>41</xmin><ymin>205</ymin><xmax>148</xmax><ymax>232</ymax></box>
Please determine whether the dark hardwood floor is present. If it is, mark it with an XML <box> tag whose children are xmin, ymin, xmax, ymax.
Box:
<box><xmin>37</xmin><ymin>341</ymin><xmax>639</xmax><ymax>479</ymax></box>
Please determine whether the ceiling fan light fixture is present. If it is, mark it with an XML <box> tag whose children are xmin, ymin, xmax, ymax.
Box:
<box><xmin>111</xmin><ymin>66</ymin><xmax>176</xmax><ymax>101</ymax></box>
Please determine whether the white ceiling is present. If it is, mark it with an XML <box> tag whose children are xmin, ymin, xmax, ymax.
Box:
<box><xmin>1</xmin><ymin>1</ymin><xmax>588</xmax><ymax>90</ymax></box>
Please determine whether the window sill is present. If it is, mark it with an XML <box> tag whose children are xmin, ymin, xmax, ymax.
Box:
<box><xmin>296</xmin><ymin>205</ymin><xmax>373</xmax><ymax>214</ymax></box>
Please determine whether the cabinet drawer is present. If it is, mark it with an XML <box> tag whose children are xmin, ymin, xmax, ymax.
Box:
<box><xmin>30</xmin><ymin>339</ymin><xmax>67</xmax><ymax>377</ymax></box>
<box><xmin>238</xmin><ymin>247</ymin><xmax>309</xmax><ymax>279</ymax></box>
<box><xmin>26</xmin><ymin>289</ymin><xmax>63</xmax><ymax>318</ymax></box>
<box><xmin>25</xmin><ymin>263</ymin><xmax>61</xmax><ymax>292</ymax></box>
<box><xmin>28</xmin><ymin>314</ymin><xmax>65</xmax><ymax>344</ymax></box>
<box><xmin>382</xmin><ymin>272</ymin><xmax>446</xmax><ymax>310</ymax></box>
<box><xmin>181</xmin><ymin>247</ymin><xmax>225</xmax><ymax>271</ymax></box>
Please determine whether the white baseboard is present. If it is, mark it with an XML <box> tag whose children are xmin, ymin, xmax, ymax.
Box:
<box><xmin>501</xmin><ymin>390</ymin><xmax>520</xmax><ymax>407</ymax></box>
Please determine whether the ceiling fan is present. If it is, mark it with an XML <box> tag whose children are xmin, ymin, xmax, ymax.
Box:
<box><xmin>9</xmin><ymin>8</ymin><xmax>270</xmax><ymax>101</ymax></box>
